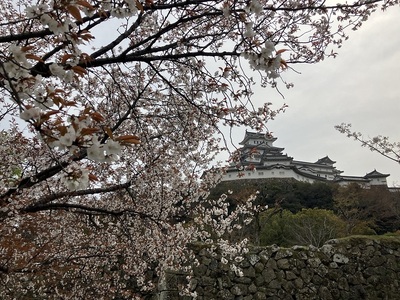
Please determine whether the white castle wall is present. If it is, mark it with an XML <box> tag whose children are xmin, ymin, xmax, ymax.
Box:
<box><xmin>222</xmin><ymin>168</ymin><xmax>317</xmax><ymax>183</ymax></box>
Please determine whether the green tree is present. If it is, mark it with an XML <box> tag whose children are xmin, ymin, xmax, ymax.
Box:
<box><xmin>212</xmin><ymin>179</ymin><xmax>335</xmax><ymax>213</ymax></box>
<box><xmin>333</xmin><ymin>183</ymin><xmax>370</xmax><ymax>234</ymax></box>
<box><xmin>259</xmin><ymin>208</ymin><xmax>346</xmax><ymax>247</ymax></box>
<box><xmin>369</xmin><ymin>189</ymin><xmax>400</xmax><ymax>234</ymax></box>
<box><xmin>259</xmin><ymin>209</ymin><xmax>293</xmax><ymax>246</ymax></box>
<box><xmin>333</xmin><ymin>183</ymin><xmax>400</xmax><ymax>235</ymax></box>
<box><xmin>302</xmin><ymin>182</ymin><xmax>335</xmax><ymax>210</ymax></box>
<box><xmin>284</xmin><ymin>208</ymin><xmax>346</xmax><ymax>247</ymax></box>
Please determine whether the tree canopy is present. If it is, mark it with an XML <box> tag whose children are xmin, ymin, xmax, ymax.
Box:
<box><xmin>212</xmin><ymin>178</ymin><xmax>335</xmax><ymax>212</ymax></box>
<box><xmin>259</xmin><ymin>208</ymin><xmax>347</xmax><ymax>247</ymax></box>
<box><xmin>0</xmin><ymin>0</ymin><xmax>398</xmax><ymax>298</ymax></box>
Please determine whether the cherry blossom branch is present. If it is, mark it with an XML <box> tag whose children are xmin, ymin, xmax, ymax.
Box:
<box><xmin>335</xmin><ymin>123</ymin><xmax>400</xmax><ymax>164</ymax></box>
<box><xmin>0</xmin><ymin>150</ymin><xmax>86</xmax><ymax>201</ymax></box>
<box><xmin>90</xmin><ymin>13</ymin><xmax>144</xmax><ymax>60</ymax></box>
<box><xmin>0</xmin><ymin>10</ymin><xmax>112</xmax><ymax>43</ymax></box>
<box><xmin>23</xmin><ymin>202</ymin><xmax>163</xmax><ymax>226</ymax></box>
<box><xmin>24</xmin><ymin>181</ymin><xmax>132</xmax><ymax>208</ymax></box>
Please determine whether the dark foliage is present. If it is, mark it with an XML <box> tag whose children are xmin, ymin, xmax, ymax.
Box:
<box><xmin>210</xmin><ymin>178</ymin><xmax>335</xmax><ymax>212</ymax></box>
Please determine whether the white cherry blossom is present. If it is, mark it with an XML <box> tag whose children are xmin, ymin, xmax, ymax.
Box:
<box><xmin>20</xmin><ymin>107</ymin><xmax>41</xmax><ymax>121</ymax></box>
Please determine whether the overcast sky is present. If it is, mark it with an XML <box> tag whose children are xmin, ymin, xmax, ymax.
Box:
<box><xmin>223</xmin><ymin>7</ymin><xmax>400</xmax><ymax>186</ymax></box>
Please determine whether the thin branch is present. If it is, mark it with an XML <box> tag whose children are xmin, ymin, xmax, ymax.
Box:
<box><xmin>25</xmin><ymin>181</ymin><xmax>132</xmax><ymax>208</ymax></box>
<box><xmin>90</xmin><ymin>12</ymin><xmax>144</xmax><ymax>60</ymax></box>
<box><xmin>0</xmin><ymin>150</ymin><xmax>86</xmax><ymax>202</ymax></box>
<box><xmin>22</xmin><ymin>202</ymin><xmax>163</xmax><ymax>227</ymax></box>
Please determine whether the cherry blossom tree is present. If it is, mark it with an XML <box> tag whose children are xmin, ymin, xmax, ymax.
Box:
<box><xmin>1</xmin><ymin>0</ymin><xmax>398</xmax><ymax>298</ymax></box>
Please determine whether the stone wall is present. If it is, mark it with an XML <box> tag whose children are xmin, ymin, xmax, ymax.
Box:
<box><xmin>158</xmin><ymin>236</ymin><xmax>400</xmax><ymax>300</ymax></box>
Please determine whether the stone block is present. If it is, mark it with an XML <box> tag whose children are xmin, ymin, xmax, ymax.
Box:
<box><xmin>316</xmin><ymin>264</ymin><xmax>328</xmax><ymax>277</ymax></box>
<box><xmin>307</xmin><ymin>257</ymin><xmax>321</xmax><ymax>268</ymax></box>
<box><xmin>259</xmin><ymin>250</ymin><xmax>270</xmax><ymax>263</ymax></box>
<box><xmin>168</xmin><ymin>237</ymin><xmax>400</xmax><ymax>300</ymax></box>
<box><xmin>216</xmin><ymin>289</ymin><xmax>234</xmax><ymax>300</ymax></box>
<box><xmin>248</xmin><ymin>283</ymin><xmax>257</xmax><ymax>294</ymax></box>
<box><xmin>369</xmin><ymin>255</ymin><xmax>386</xmax><ymax>267</ymax></box>
<box><xmin>332</xmin><ymin>253</ymin><xmax>349</xmax><ymax>264</ymax></box>
<box><xmin>193</xmin><ymin>264</ymin><xmax>208</xmax><ymax>277</ymax></box>
<box><xmin>262</xmin><ymin>268</ymin><xmax>276</xmax><ymax>283</ymax></box>
<box><xmin>231</xmin><ymin>284</ymin><xmax>247</xmax><ymax>296</ymax></box>
<box><xmin>282</xmin><ymin>280</ymin><xmax>295</xmax><ymax>294</ymax></box>
<box><xmin>268</xmin><ymin>279</ymin><xmax>282</xmax><ymax>289</ymax></box>
<box><xmin>255</xmin><ymin>275</ymin><xmax>265</xmax><ymax>287</ymax></box>
<box><xmin>319</xmin><ymin>286</ymin><xmax>333</xmax><ymax>300</ymax></box>
<box><xmin>233</xmin><ymin>276</ymin><xmax>252</xmax><ymax>284</ymax></box>
<box><xmin>275</xmin><ymin>249</ymin><xmax>293</xmax><ymax>260</ymax></box>
<box><xmin>277</xmin><ymin>259</ymin><xmax>290</xmax><ymax>270</ymax></box>
<box><xmin>347</xmin><ymin>271</ymin><xmax>366</xmax><ymax>285</ymax></box>
<box><xmin>300</xmin><ymin>268</ymin><xmax>313</xmax><ymax>283</ymax></box>
<box><xmin>254</xmin><ymin>262</ymin><xmax>265</xmax><ymax>273</ymax></box>
<box><xmin>338</xmin><ymin>277</ymin><xmax>349</xmax><ymax>291</ymax></box>
<box><xmin>242</xmin><ymin>266</ymin><xmax>256</xmax><ymax>278</ymax></box>
<box><xmin>217</xmin><ymin>276</ymin><xmax>232</xmax><ymax>289</ymax></box>
<box><xmin>285</xmin><ymin>270</ymin><xmax>297</xmax><ymax>281</ymax></box>
<box><xmin>248</xmin><ymin>254</ymin><xmax>260</xmax><ymax>266</ymax></box>
<box><xmin>200</xmin><ymin>276</ymin><xmax>215</xmax><ymax>286</ymax></box>
<box><xmin>265</xmin><ymin>258</ymin><xmax>277</xmax><ymax>270</ymax></box>
<box><xmin>254</xmin><ymin>291</ymin><xmax>267</xmax><ymax>300</ymax></box>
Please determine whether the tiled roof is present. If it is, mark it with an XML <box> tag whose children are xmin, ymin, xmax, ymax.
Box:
<box><xmin>315</xmin><ymin>156</ymin><xmax>336</xmax><ymax>165</ymax></box>
<box><xmin>335</xmin><ymin>176</ymin><xmax>370</xmax><ymax>183</ymax></box>
<box><xmin>364</xmin><ymin>169</ymin><xmax>390</xmax><ymax>178</ymax></box>
<box><xmin>239</xmin><ymin>131</ymin><xmax>276</xmax><ymax>145</ymax></box>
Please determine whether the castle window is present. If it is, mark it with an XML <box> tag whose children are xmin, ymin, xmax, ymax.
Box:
<box><xmin>258</xmin><ymin>172</ymin><xmax>264</xmax><ymax>176</ymax></box>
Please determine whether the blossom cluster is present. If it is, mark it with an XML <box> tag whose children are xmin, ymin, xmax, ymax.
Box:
<box><xmin>242</xmin><ymin>41</ymin><xmax>284</xmax><ymax>79</ymax></box>
<box><xmin>246</xmin><ymin>0</ymin><xmax>264</xmax><ymax>15</ymax></box>
<box><xmin>2</xmin><ymin>43</ymin><xmax>128</xmax><ymax>191</ymax></box>
<box><xmin>110</xmin><ymin>1</ymin><xmax>139</xmax><ymax>18</ymax></box>
<box><xmin>26</xmin><ymin>3</ymin><xmax>76</xmax><ymax>35</ymax></box>
<box><xmin>60</xmin><ymin>163</ymin><xmax>90</xmax><ymax>191</ymax></box>
<box><xmin>87</xmin><ymin>138</ymin><xmax>122</xmax><ymax>162</ymax></box>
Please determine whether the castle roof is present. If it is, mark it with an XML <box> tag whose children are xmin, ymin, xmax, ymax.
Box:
<box><xmin>364</xmin><ymin>169</ymin><xmax>390</xmax><ymax>178</ymax></box>
<box><xmin>335</xmin><ymin>175</ymin><xmax>370</xmax><ymax>183</ymax></box>
<box><xmin>239</xmin><ymin>131</ymin><xmax>277</xmax><ymax>145</ymax></box>
<box><xmin>315</xmin><ymin>156</ymin><xmax>336</xmax><ymax>165</ymax></box>
<box><xmin>292</xmin><ymin>160</ymin><xmax>343</xmax><ymax>174</ymax></box>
